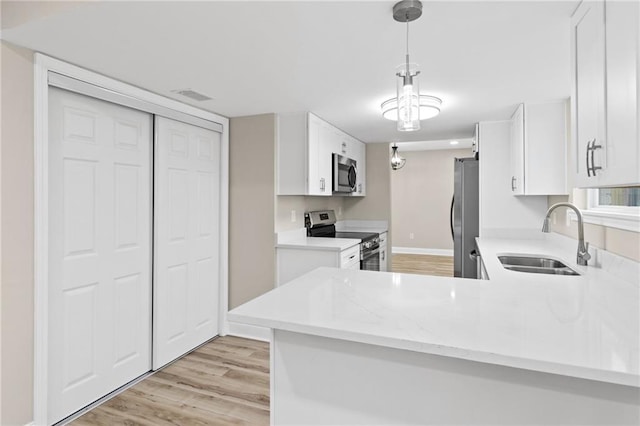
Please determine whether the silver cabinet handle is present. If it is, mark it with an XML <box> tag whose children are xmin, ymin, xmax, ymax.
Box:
<box><xmin>586</xmin><ymin>139</ymin><xmax>602</xmax><ymax>177</ymax></box>
<box><xmin>590</xmin><ymin>142</ymin><xmax>602</xmax><ymax>176</ymax></box>
<box><xmin>511</xmin><ymin>176</ymin><xmax>516</xmax><ymax>191</ymax></box>
<box><xmin>586</xmin><ymin>139</ymin><xmax>594</xmax><ymax>177</ymax></box>
<box><xmin>320</xmin><ymin>178</ymin><xmax>325</xmax><ymax>191</ymax></box>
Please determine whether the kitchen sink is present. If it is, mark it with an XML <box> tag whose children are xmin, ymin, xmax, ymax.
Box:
<box><xmin>498</xmin><ymin>255</ymin><xmax>580</xmax><ymax>276</ymax></box>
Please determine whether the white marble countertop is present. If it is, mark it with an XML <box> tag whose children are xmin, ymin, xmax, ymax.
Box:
<box><xmin>229</xmin><ymin>236</ymin><xmax>640</xmax><ymax>387</ymax></box>
<box><xmin>276</xmin><ymin>237</ymin><xmax>360</xmax><ymax>251</ymax></box>
<box><xmin>335</xmin><ymin>219</ymin><xmax>388</xmax><ymax>235</ymax></box>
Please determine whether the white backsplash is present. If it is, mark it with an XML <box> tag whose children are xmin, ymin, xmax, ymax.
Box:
<box><xmin>548</xmin><ymin>232</ymin><xmax>640</xmax><ymax>287</ymax></box>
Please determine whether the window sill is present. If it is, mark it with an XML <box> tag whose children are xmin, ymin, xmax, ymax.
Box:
<box><xmin>567</xmin><ymin>209</ymin><xmax>640</xmax><ymax>233</ymax></box>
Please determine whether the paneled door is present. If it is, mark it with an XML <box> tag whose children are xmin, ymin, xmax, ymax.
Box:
<box><xmin>154</xmin><ymin>116</ymin><xmax>220</xmax><ymax>369</ymax></box>
<box><xmin>48</xmin><ymin>87</ymin><xmax>152</xmax><ymax>424</ymax></box>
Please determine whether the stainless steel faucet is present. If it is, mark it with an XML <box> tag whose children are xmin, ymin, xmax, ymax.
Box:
<box><xmin>542</xmin><ymin>202</ymin><xmax>591</xmax><ymax>266</ymax></box>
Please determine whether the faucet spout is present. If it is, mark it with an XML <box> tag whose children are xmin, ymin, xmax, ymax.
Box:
<box><xmin>542</xmin><ymin>202</ymin><xmax>590</xmax><ymax>266</ymax></box>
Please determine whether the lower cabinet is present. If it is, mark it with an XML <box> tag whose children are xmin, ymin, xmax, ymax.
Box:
<box><xmin>379</xmin><ymin>232</ymin><xmax>388</xmax><ymax>272</ymax></box>
<box><xmin>277</xmin><ymin>244</ymin><xmax>360</xmax><ymax>286</ymax></box>
<box><xmin>478</xmin><ymin>257</ymin><xmax>489</xmax><ymax>280</ymax></box>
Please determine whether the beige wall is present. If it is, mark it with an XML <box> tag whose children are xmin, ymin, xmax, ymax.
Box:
<box><xmin>390</xmin><ymin>148</ymin><xmax>470</xmax><ymax>250</ymax></box>
<box><xmin>343</xmin><ymin>143</ymin><xmax>391</xmax><ymax>222</ymax></box>
<box><xmin>549</xmin><ymin>192</ymin><xmax>640</xmax><ymax>262</ymax></box>
<box><xmin>1</xmin><ymin>41</ymin><xmax>35</xmax><ymax>426</ymax></box>
<box><xmin>276</xmin><ymin>195</ymin><xmax>345</xmax><ymax>232</ymax></box>
<box><xmin>229</xmin><ymin>114</ymin><xmax>277</xmax><ymax>309</ymax></box>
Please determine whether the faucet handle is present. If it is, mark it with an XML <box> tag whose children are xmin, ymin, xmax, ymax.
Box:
<box><xmin>581</xmin><ymin>242</ymin><xmax>591</xmax><ymax>262</ymax></box>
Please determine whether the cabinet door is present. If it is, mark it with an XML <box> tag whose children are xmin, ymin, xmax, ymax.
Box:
<box><xmin>358</xmin><ymin>141</ymin><xmax>367</xmax><ymax>197</ymax></box>
<box><xmin>379</xmin><ymin>233</ymin><xmax>388</xmax><ymax>272</ymax></box>
<box><xmin>524</xmin><ymin>101</ymin><xmax>568</xmax><ymax>195</ymax></box>
<box><xmin>600</xmin><ymin>0</ymin><xmax>640</xmax><ymax>186</ymax></box>
<box><xmin>307</xmin><ymin>114</ymin><xmax>327</xmax><ymax>195</ymax></box>
<box><xmin>317</xmin><ymin>118</ymin><xmax>334</xmax><ymax>195</ymax></box>
<box><xmin>572</xmin><ymin>0</ymin><xmax>606</xmax><ymax>187</ymax></box>
<box><xmin>509</xmin><ymin>104</ymin><xmax>524</xmax><ymax>195</ymax></box>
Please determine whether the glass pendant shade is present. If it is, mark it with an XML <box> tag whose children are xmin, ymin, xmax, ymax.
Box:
<box><xmin>396</xmin><ymin>63</ymin><xmax>420</xmax><ymax>131</ymax></box>
<box><xmin>390</xmin><ymin>144</ymin><xmax>406</xmax><ymax>170</ymax></box>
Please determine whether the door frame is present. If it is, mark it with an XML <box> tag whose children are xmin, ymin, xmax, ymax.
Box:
<box><xmin>33</xmin><ymin>53</ymin><xmax>230</xmax><ymax>425</ymax></box>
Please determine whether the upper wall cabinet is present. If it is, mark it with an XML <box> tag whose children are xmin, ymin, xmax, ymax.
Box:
<box><xmin>509</xmin><ymin>100</ymin><xmax>568</xmax><ymax>196</ymax></box>
<box><xmin>276</xmin><ymin>112</ymin><xmax>366</xmax><ymax>196</ymax></box>
<box><xmin>571</xmin><ymin>0</ymin><xmax>639</xmax><ymax>187</ymax></box>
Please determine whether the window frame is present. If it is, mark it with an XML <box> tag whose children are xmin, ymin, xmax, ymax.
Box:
<box><xmin>569</xmin><ymin>189</ymin><xmax>640</xmax><ymax>233</ymax></box>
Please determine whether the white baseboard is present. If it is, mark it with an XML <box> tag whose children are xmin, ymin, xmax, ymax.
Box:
<box><xmin>392</xmin><ymin>247</ymin><xmax>454</xmax><ymax>257</ymax></box>
<box><xmin>226</xmin><ymin>321</ymin><xmax>271</xmax><ymax>342</ymax></box>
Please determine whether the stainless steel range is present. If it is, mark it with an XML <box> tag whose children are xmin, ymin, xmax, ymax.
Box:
<box><xmin>304</xmin><ymin>210</ymin><xmax>380</xmax><ymax>271</ymax></box>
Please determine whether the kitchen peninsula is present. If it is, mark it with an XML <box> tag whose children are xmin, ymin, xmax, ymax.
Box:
<box><xmin>228</xmin><ymin>239</ymin><xmax>640</xmax><ymax>425</ymax></box>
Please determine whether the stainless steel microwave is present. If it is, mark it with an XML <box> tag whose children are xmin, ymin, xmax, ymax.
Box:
<box><xmin>332</xmin><ymin>153</ymin><xmax>357</xmax><ymax>194</ymax></box>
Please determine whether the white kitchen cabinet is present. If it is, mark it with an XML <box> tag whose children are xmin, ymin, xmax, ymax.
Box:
<box><xmin>340</xmin><ymin>245</ymin><xmax>361</xmax><ymax>269</ymax></box>
<box><xmin>509</xmin><ymin>101</ymin><xmax>568</xmax><ymax>196</ymax></box>
<box><xmin>571</xmin><ymin>0</ymin><xmax>640</xmax><ymax>187</ymax></box>
<box><xmin>601</xmin><ymin>0</ymin><xmax>639</xmax><ymax>186</ymax></box>
<box><xmin>277</xmin><ymin>112</ymin><xmax>332</xmax><ymax>196</ymax></box>
<box><xmin>478</xmin><ymin>256</ymin><xmax>488</xmax><ymax>280</ymax></box>
<box><xmin>472</xmin><ymin>123</ymin><xmax>480</xmax><ymax>155</ymax></box>
<box><xmin>509</xmin><ymin>104</ymin><xmax>525</xmax><ymax>195</ymax></box>
<box><xmin>277</xmin><ymin>112</ymin><xmax>367</xmax><ymax>196</ymax></box>
<box><xmin>351</xmin><ymin>138</ymin><xmax>366</xmax><ymax>196</ymax></box>
<box><xmin>276</xmin><ymin>244</ymin><xmax>361</xmax><ymax>286</ymax></box>
<box><xmin>379</xmin><ymin>232</ymin><xmax>388</xmax><ymax>272</ymax></box>
<box><xmin>478</xmin><ymin>120</ymin><xmax>548</xmax><ymax>238</ymax></box>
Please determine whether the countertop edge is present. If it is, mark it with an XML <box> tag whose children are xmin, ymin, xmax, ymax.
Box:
<box><xmin>227</xmin><ymin>312</ymin><xmax>639</xmax><ymax>388</ymax></box>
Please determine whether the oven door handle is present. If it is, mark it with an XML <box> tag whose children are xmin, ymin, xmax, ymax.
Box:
<box><xmin>361</xmin><ymin>247</ymin><xmax>380</xmax><ymax>260</ymax></box>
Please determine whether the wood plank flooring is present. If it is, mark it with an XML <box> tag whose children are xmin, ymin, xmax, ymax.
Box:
<box><xmin>71</xmin><ymin>336</ymin><xmax>270</xmax><ymax>426</ymax></box>
<box><xmin>391</xmin><ymin>253</ymin><xmax>454</xmax><ymax>277</ymax></box>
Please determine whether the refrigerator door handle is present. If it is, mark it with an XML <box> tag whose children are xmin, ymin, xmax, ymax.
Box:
<box><xmin>450</xmin><ymin>195</ymin><xmax>455</xmax><ymax>241</ymax></box>
<box><xmin>469</xmin><ymin>249</ymin><xmax>479</xmax><ymax>261</ymax></box>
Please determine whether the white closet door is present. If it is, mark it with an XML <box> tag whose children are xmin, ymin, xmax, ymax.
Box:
<box><xmin>154</xmin><ymin>116</ymin><xmax>220</xmax><ymax>369</ymax></box>
<box><xmin>48</xmin><ymin>87</ymin><xmax>152</xmax><ymax>424</ymax></box>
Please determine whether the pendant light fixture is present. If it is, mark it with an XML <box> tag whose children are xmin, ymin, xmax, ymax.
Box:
<box><xmin>390</xmin><ymin>144</ymin><xmax>406</xmax><ymax>170</ymax></box>
<box><xmin>382</xmin><ymin>1</ymin><xmax>442</xmax><ymax>131</ymax></box>
<box><xmin>394</xmin><ymin>0</ymin><xmax>422</xmax><ymax>132</ymax></box>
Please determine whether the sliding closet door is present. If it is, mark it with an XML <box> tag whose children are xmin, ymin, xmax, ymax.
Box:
<box><xmin>48</xmin><ymin>87</ymin><xmax>152</xmax><ymax>424</ymax></box>
<box><xmin>154</xmin><ymin>116</ymin><xmax>221</xmax><ymax>369</ymax></box>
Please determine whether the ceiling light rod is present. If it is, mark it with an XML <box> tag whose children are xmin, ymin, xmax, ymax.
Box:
<box><xmin>393</xmin><ymin>0</ymin><xmax>423</xmax><ymax>132</ymax></box>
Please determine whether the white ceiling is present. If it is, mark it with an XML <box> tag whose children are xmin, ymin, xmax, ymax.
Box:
<box><xmin>1</xmin><ymin>0</ymin><xmax>577</xmax><ymax>144</ymax></box>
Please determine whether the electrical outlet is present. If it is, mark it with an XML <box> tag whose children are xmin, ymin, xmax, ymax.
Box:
<box><xmin>409</xmin><ymin>233</ymin><xmax>414</xmax><ymax>240</ymax></box>
<box><xmin>338</xmin><ymin>206</ymin><xmax>342</xmax><ymax>216</ymax></box>
<box><xmin>551</xmin><ymin>212</ymin><xmax>557</xmax><ymax>225</ymax></box>
<box><xmin>291</xmin><ymin>210</ymin><xmax>296</xmax><ymax>223</ymax></box>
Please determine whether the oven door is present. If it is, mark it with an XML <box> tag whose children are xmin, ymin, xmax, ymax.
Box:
<box><xmin>332</xmin><ymin>153</ymin><xmax>357</xmax><ymax>194</ymax></box>
<box><xmin>361</xmin><ymin>246</ymin><xmax>381</xmax><ymax>271</ymax></box>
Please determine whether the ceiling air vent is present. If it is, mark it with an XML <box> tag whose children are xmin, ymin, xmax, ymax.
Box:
<box><xmin>172</xmin><ymin>89</ymin><xmax>212</xmax><ymax>102</ymax></box>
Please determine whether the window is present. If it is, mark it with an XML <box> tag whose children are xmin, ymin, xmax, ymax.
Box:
<box><xmin>580</xmin><ymin>187</ymin><xmax>640</xmax><ymax>232</ymax></box>
<box><xmin>596</xmin><ymin>187</ymin><xmax>640</xmax><ymax>207</ymax></box>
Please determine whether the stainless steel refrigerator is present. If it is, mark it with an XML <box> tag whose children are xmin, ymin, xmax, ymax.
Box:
<box><xmin>450</xmin><ymin>157</ymin><xmax>479</xmax><ymax>278</ymax></box>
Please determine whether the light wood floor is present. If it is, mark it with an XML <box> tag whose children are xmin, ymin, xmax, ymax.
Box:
<box><xmin>71</xmin><ymin>336</ymin><xmax>270</xmax><ymax>426</ymax></box>
<box><xmin>392</xmin><ymin>253</ymin><xmax>454</xmax><ymax>277</ymax></box>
